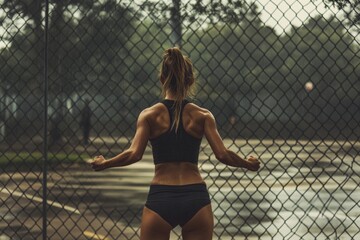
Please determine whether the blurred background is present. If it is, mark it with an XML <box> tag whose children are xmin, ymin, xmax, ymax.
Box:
<box><xmin>0</xmin><ymin>0</ymin><xmax>359</xmax><ymax>239</ymax></box>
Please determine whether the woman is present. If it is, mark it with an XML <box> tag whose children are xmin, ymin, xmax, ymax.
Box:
<box><xmin>90</xmin><ymin>47</ymin><xmax>260</xmax><ymax>240</ymax></box>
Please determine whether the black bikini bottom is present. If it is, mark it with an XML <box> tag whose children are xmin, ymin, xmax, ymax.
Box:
<box><xmin>145</xmin><ymin>183</ymin><xmax>211</xmax><ymax>228</ymax></box>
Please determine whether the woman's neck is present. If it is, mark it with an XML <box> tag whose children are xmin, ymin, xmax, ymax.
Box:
<box><xmin>165</xmin><ymin>91</ymin><xmax>176</xmax><ymax>100</ymax></box>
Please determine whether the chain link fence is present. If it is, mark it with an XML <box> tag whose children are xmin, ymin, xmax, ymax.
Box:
<box><xmin>1</xmin><ymin>0</ymin><xmax>359</xmax><ymax>239</ymax></box>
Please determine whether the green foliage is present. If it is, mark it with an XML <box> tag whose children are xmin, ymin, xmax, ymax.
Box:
<box><xmin>0</xmin><ymin>26</ymin><xmax>41</xmax><ymax>94</ymax></box>
<box><xmin>46</xmin><ymin>0</ymin><xmax>135</xmax><ymax>96</ymax></box>
<box><xmin>317</xmin><ymin>0</ymin><xmax>360</xmax><ymax>27</ymax></box>
<box><xmin>0</xmin><ymin>0</ymin><xmax>359</xmax><ymax>123</ymax></box>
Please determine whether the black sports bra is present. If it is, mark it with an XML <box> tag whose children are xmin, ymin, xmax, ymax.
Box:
<box><xmin>150</xmin><ymin>99</ymin><xmax>202</xmax><ymax>165</ymax></box>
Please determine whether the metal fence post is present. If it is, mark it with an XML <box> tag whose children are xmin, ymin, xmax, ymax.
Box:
<box><xmin>42</xmin><ymin>0</ymin><xmax>50</xmax><ymax>239</ymax></box>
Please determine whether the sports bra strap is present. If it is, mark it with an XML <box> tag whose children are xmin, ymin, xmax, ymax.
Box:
<box><xmin>161</xmin><ymin>99</ymin><xmax>189</xmax><ymax>127</ymax></box>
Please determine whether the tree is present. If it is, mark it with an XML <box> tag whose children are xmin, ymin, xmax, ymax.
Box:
<box><xmin>48</xmin><ymin>0</ymin><xmax>132</xmax><ymax>96</ymax></box>
<box><xmin>279</xmin><ymin>14</ymin><xmax>360</xmax><ymax>130</ymax></box>
<box><xmin>140</xmin><ymin>0</ymin><xmax>248</xmax><ymax>47</ymax></box>
<box><xmin>1</xmin><ymin>0</ymin><xmax>44</xmax><ymax>93</ymax></box>
<box><xmin>47</xmin><ymin>0</ymin><xmax>134</xmax><ymax>141</ymax></box>
<box><xmin>1</xmin><ymin>0</ymin><xmax>135</xmax><ymax>141</ymax></box>
<box><xmin>319</xmin><ymin>0</ymin><xmax>360</xmax><ymax>30</ymax></box>
<box><xmin>0</xmin><ymin>0</ymin><xmax>90</xmax><ymax>93</ymax></box>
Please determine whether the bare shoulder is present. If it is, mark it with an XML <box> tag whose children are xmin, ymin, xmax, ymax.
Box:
<box><xmin>185</xmin><ymin>102</ymin><xmax>213</xmax><ymax>121</ymax></box>
<box><xmin>139</xmin><ymin>103</ymin><xmax>167</xmax><ymax>121</ymax></box>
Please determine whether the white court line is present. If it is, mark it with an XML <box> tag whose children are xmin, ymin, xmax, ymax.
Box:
<box><xmin>293</xmin><ymin>209</ymin><xmax>358</xmax><ymax>222</ymax></box>
<box><xmin>0</xmin><ymin>188</ymin><xmax>80</xmax><ymax>215</ymax></box>
<box><xmin>57</xmin><ymin>184</ymin><xmax>149</xmax><ymax>191</ymax></box>
<box><xmin>83</xmin><ymin>230</ymin><xmax>110</xmax><ymax>240</ymax></box>
<box><xmin>208</xmin><ymin>179</ymin><xmax>355</xmax><ymax>192</ymax></box>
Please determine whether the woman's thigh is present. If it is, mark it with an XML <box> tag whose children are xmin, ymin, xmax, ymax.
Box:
<box><xmin>140</xmin><ymin>206</ymin><xmax>173</xmax><ymax>240</ymax></box>
<box><xmin>181</xmin><ymin>204</ymin><xmax>214</xmax><ymax>240</ymax></box>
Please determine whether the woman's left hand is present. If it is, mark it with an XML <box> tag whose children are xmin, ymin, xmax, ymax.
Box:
<box><xmin>90</xmin><ymin>155</ymin><xmax>107</xmax><ymax>171</ymax></box>
<box><xmin>246</xmin><ymin>155</ymin><xmax>260</xmax><ymax>171</ymax></box>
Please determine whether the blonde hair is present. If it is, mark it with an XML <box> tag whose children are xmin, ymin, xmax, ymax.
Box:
<box><xmin>159</xmin><ymin>47</ymin><xmax>196</xmax><ymax>132</ymax></box>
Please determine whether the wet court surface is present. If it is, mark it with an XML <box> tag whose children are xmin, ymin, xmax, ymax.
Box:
<box><xmin>1</xmin><ymin>139</ymin><xmax>359</xmax><ymax>239</ymax></box>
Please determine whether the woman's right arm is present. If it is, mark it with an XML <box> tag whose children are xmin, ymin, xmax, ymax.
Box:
<box><xmin>204</xmin><ymin>111</ymin><xmax>260</xmax><ymax>171</ymax></box>
<box><xmin>90</xmin><ymin>108</ymin><xmax>150</xmax><ymax>171</ymax></box>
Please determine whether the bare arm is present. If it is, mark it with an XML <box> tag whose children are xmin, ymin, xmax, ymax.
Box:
<box><xmin>90</xmin><ymin>109</ymin><xmax>150</xmax><ymax>171</ymax></box>
<box><xmin>204</xmin><ymin>111</ymin><xmax>260</xmax><ymax>171</ymax></box>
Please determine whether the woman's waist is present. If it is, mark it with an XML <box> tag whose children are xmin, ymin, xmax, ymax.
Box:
<box><xmin>150</xmin><ymin>178</ymin><xmax>205</xmax><ymax>186</ymax></box>
<box><xmin>153</xmin><ymin>155</ymin><xmax>199</xmax><ymax>165</ymax></box>
<box><xmin>152</xmin><ymin>162</ymin><xmax>204</xmax><ymax>185</ymax></box>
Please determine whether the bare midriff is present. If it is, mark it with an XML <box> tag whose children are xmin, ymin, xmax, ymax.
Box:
<box><xmin>151</xmin><ymin>162</ymin><xmax>205</xmax><ymax>185</ymax></box>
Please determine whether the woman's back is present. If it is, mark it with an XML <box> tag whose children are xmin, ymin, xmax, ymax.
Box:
<box><xmin>146</xmin><ymin>99</ymin><xmax>210</xmax><ymax>185</ymax></box>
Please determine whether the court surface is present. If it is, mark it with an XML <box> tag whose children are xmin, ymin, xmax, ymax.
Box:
<box><xmin>1</xmin><ymin>138</ymin><xmax>359</xmax><ymax>239</ymax></box>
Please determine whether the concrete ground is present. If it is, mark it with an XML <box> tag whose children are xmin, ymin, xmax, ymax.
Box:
<box><xmin>1</xmin><ymin>137</ymin><xmax>359</xmax><ymax>239</ymax></box>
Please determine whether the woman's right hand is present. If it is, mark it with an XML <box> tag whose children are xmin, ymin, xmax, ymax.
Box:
<box><xmin>246</xmin><ymin>156</ymin><xmax>260</xmax><ymax>171</ymax></box>
<box><xmin>90</xmin><ymin>155</ymin><xmax>107</xmax><ymax>171</ymax></box>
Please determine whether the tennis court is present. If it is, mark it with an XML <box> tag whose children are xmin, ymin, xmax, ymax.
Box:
<box><xmin>1</xmin><ymin>138</ymin><xmax>359</xmax><ymax>239</ymax></box>
<box><xmin>1</xmin><ymin>0</ymin><xmax>359</xmax><ymax>239</ymax></box>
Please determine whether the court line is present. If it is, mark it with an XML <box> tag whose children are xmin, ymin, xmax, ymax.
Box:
<box><xmin>206</xmin><ymin>176</ymin><xmax>357</xmax><ymax>193</ymax></box>
<box><xmin>293</xmin><ymin>209</ymin><xmax>358</xmax><ymax>222</ymax></box>
<box><xmin>0</xmin><ymin>188</ymin><xmax>80</xmax><ymax>215</ymax></box>
<box><xmin>83</xmin><ymin>230</ymin><xmax>111</xmax><ymax>240</ymax></box>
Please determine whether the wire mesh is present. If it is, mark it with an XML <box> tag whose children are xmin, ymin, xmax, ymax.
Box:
<box><xmin>0</xmin><ymin>0</ymin><xmax>359</xmax><ymax>239</ymax></box>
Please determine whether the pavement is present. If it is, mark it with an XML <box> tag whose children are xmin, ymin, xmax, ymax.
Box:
<box><xmin>1</xmin><ymin>137</ymin><xmax>360</xmax><ymax>239</ymax></box>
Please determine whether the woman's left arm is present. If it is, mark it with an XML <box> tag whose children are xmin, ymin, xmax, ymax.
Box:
<box><xmin>90</xmin><ymin>109</ymin><xmax>150</xmax><ymax>171</ymax></box>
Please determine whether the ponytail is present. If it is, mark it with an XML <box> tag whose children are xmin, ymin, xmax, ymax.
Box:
<box><xmin>159</xmin><ymin>47</ymin><xmax>195</xmax><ymax>132</ymax></box>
